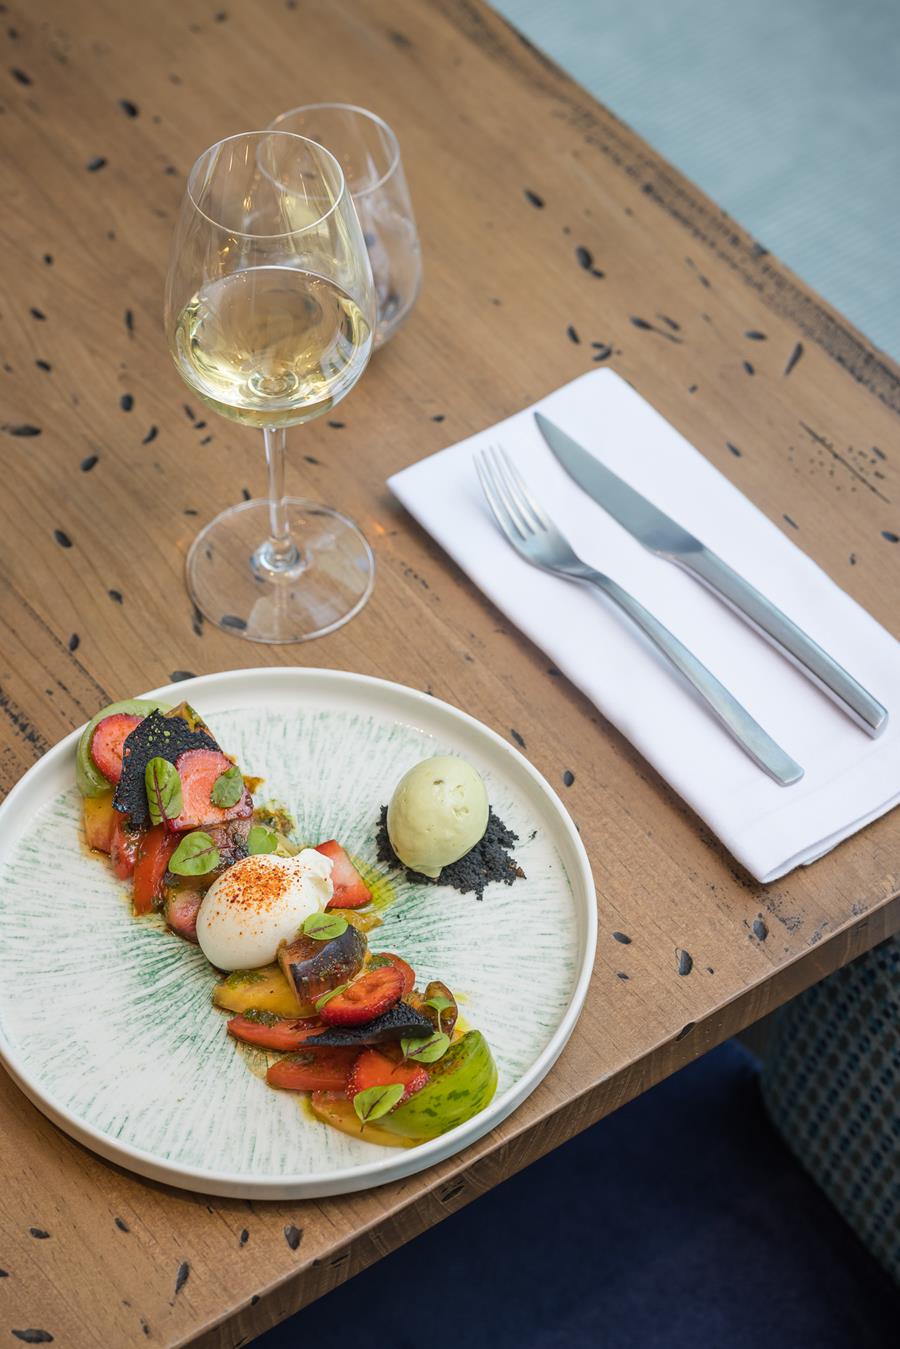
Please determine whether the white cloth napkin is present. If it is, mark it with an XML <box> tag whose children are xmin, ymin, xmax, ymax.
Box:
<box><xmin>388</xmin><ymin>369</ymin><xmax>900</xmax><ymax>883</ymax></box>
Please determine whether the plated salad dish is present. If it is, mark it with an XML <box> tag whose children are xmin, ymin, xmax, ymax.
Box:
<box><xmin>76</xmin><ymin>696</ymin><xmax>525</xmax><ymax>1147</ymax></box>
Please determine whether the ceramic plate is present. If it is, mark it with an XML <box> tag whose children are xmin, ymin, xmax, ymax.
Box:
<box><xmin>0</xmin><ymin>668</ymin><xmax>596</xmax><ymax>1198</ymax></box>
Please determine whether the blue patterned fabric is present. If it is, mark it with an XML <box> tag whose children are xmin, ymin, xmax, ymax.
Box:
<box><xmin>761</xmin><ymin>934</ymin><xmax>900</xmax><ymax>1285</ymax></box>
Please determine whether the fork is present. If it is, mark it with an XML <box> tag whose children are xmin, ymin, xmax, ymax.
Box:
<box><xmin>476</xmin><ymin>445</ymin><xmax>804</xmax><ymax>786</ymax></box>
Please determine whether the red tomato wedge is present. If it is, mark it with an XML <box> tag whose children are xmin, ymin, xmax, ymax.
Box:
<box><xmin>266</xmin><ymin>1048</ymin><xmax>358</xmax><ymax>1093</ymax></box>
<box><xmin>347</xmin><ymin>1048</ymin><xmax>428</xmax><ymax>1105</ymax></box>
<box><xmin>166</xmin><ymin>748</ymin><xmax>253</xmax><ymax>832</ymax></box>
<box><xmin>228</xmin><ymin>1016</ymin><xmax>325</xmax><ymax>1052</ymax></box>
<box><xmin>368</xmin><ymin>952</ymin><xmax>415</xmax><ymax>998</ymax></box>
<box><xmin>318</xmin><ymin>964</ymin><xmax>404</xmax><ymax>1026</ymax></box>
<box><xmin>132</xmin><ymin>825</ymin><xmax>179</xmax><ymax>915</ymax></box>
<box><xmin>90</xmin><ymin>713</ymin><xmax>143</xmax><ymax>785</ymax></box>
<box><xmin>110</xmin><ymin>816</ymin><xmax>142</xmax><ymax>880</ymax></box>
<box><xmin>317</xmin><ymin>839</ymin><xmax>372</xmax><ymax>909</ymax></box>
<box><xmin>83</xmin><ymin>793</ymin><xmax>118</xmax><ymax>854</ymax></box>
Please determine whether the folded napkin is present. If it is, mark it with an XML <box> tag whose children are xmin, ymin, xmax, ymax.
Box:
<box><xmin>388</xmin><ymin>369</ymin><xmax>900</xmax><ymax>883</ymax></box>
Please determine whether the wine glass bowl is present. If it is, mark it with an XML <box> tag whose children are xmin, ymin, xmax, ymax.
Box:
<box><xmin>164</xmin><ymin>130</ymin><xmax>376</xmax><ymax>643</ymax></box>
<box><xmin>269</xmin><ymin>104</ymin><xmax>422</xmax><ymax>349</ymax></box>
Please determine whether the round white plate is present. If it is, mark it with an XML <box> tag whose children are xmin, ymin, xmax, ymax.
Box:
<box><xmin>0</xmin><ymin>668</ymin><xmax>596</xmax><ymax>1198</ymax></box>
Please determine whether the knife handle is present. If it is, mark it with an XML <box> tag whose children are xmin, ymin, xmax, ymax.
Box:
<box><xmin>676</xmin><ymin>548</ymin><xmax>888</xmax><ymax>738</ymax></box>
<box><xmin>578</xmin><ymin>570</ymin><xmax>804</xmax><ymax>785</ymax></box>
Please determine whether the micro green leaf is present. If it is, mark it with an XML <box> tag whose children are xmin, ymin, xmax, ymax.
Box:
<box><xmin>352</xmin><ymin>1083</ymin><xmax>404</xmax><ymax>1124</ymax></box>
<box><xmin>247</xmin><ymin>824</ymin><xmax>278</xmax><ymax>855</ymax></box>
<box><xmin>144</xmin><ymin>756</ymin><xmax>183</xmax><ymax>826</ymax></box>
<box><xmin>401</xmin><ymin>1031</ymin><xmax>450</xmax><ymax>1064</ymax></box>
<box><xmin>169</xmin><ymin>830</ymin><xmax>220</xmax><ymax>876</ymax></box>
<box><xmin>302</xmin><ymin>911</ymin><xmax>348</xmax><ymax>941</ymax></box>
<box><xmin>210</xmin><ymin>762</ymin><xmax>244</xmax><ymax>808</ymax></box>
<box><xmin>314</xmin><ymin>983</ymin><xmax>348</xmax><ymax>1012</ymax></box>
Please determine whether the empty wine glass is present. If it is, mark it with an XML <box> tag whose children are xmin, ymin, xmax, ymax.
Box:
<box><xmin>164</xmin><ymin>130</ymin><xmax>376</xmax><ymax>643</ymax></box>
<box><xmin>269</xmin><ymin>104</ymin><xmax>421</xmax><ymax>348</ymax></box>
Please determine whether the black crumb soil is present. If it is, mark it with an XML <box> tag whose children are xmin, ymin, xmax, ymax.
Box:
<box><xmin>376</xmin><ymin>805</ymin><xmax>523</xmax><ymax>900</ymax></box>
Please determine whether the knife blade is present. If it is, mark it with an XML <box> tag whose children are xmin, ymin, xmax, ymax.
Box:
<box><xmin>534</xmin><ymin>411</ymin><xmax>888</xmax><ymax>737</ymax></box>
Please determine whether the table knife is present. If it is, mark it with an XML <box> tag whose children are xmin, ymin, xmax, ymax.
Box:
<box><xmin>534</xmin><ymin>412</ymin><xmax>888</xmax><ymax>737</ymax></box>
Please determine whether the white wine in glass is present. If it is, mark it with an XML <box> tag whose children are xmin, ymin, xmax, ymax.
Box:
<box><xmin>164</xmin><ymin>131</ymin><xmax>376</xmax><ymax>643</ymax></box>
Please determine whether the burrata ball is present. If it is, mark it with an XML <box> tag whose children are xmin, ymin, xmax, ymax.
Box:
<box><xmin>196</xmin><ymin>848</ymin><xmax>332</xmax><ymax>971</ymax></box>
<box><xmin>387</xmin><ymin>755</ymin><xmax>489</xmax><ymax>878</ymax></box>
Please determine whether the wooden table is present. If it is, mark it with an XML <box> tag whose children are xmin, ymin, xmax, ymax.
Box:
<box><xmin>1</xmin><ymin>1</ymin><xmax>898</xmax><ymax>1344</ymax></box>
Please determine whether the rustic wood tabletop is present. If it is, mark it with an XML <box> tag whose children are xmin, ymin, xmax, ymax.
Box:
<box><xmin>1</xmin><ymin>1</ymin><xmax>898</xmax><ymax>1345</ymax></box>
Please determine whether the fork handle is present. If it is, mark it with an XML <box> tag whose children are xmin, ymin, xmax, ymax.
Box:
<box><xmin>576</xmin><ymin>567</ymin><xmax>804</xmax><ymax>785</ymax></box>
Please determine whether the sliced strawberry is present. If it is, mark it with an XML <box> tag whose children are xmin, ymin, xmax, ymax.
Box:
<box><xmin>110</xmin><ymin>816</ymin><xmax>142</xmax><ymax>880</ymax></box>
<box><xmin>318</xmin><ymin>964</ymin><xmax>404</xmax><ymax>1027</ymax></box>
<box><xmin>368</xmin><ymin>952</ymin><xmax>415</xmax><ymax>998</ymax></box>
<box><xmin>165</xmin><ymin>889</ymin><xmax>202</xmax><ymax>943</ymax></box>
<box><xmin>347</xmin><ymin>1048</ymin><xmax>428</xmax><ymax>1105</ymax></box>
<box><xmin>132</xmin><ymin>824</ymin><xmax>179</xmax><ymax>915</ymax></box>
<box><xmin>317</xmin><ymin>839</ymin><xmax>372</xmax><ymax>909</ymax></box>
<box><xmin>90</xmin><ymin>713</ymin><xmax>143</xmax><ymax>785</ymax></box>
<box><xmin>166</xmin><ymin>748</ymin><xmax>253</xmax><ymax>832</ymax></box>
<box><xmin>228</xmin><ymin>1016</ymin><xmax>324</xmax><ymax>1052</ymax></box>
<box><xmin>266</xmin><ymin>1047</ymin><xmax>358</xmax><ymax>1092</ymax></box>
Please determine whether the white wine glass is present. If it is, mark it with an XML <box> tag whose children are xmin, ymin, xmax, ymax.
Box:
<box><xmin>164</xmin><ymin>130</ymin><xmax>376</xmax><ymax>643</ymax></box>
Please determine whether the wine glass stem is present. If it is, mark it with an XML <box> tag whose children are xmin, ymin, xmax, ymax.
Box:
<box><xmin>262</xmin><ymin>425</ymin><xmax>300</xmax><ymax>571</ymax></box>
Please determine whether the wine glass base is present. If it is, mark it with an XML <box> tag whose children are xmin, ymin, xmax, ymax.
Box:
<box><xmin>186</xmin><ymin>498</ymin><xmax>375</xmax><ymax>644</ymax></box>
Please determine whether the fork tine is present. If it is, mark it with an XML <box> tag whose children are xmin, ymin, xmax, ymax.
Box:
<box><xmin>475</xmin><ymin>451</ymin><xmax>525</xmax><ymax>547</ymax></box>
<box><xmin>485</xmin><ymin>445</ymin><xmax>533</xmax><ymax>538</ymax></box>
<box><xmin>497</xmin><ymin>448</ymin><xmax>552</xmax><ymax>531</ymax></box>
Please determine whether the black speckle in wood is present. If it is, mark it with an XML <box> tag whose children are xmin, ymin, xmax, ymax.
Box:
<box><xmin>676</xmin><ymin>948</ymin><xmax>693</xmax><ymax>976</ymax></box>
<box><xmin>174</xmin><ymin>1261</ymin><xmax>189</xmax><ymax>1296</ymax></box>
<box><xmin>183</xmin><ymin>403</ymin><xmax>196</xmax><ymax>420</ymax></box>
<box><xmin>43</xmin><ymin>254</ymin><xmax>53</xmax><ymax>265</ymax></box>
<box><xmin>591</xmin><ymin>267</ymin><xmax>605</xmax><ymax>278</ymax></box>
<box><xmin>430</xmin><ymin>413</ymin><xmax>446</xmax><ymax>423</ymax></box>
<box><xmin>119</xmin><ymin>98</ymin><xmax>139</xmax><ymax>117</ymax></box>
<box><xmin>0</xmin><ymin>1267</ymin><xmax>8</xmax><ymax>1276</ymax></box>
<box><xmin>141</xmin><ymin>1322</ymin><xmax>150</xmax><ymax>1338</ymax></box>
<box><xmin>743</xmin><ymin>361</ymin><xmax>754</xmax><ymax>375</ymax></box>
<box><xmin>164</xmin><ymin>164</ymin><xmax>178</xmax><ymax>176</ymax></box>
<box><xmin>142</xmin><ymin>425</ymin><xmax>158</xmax><ymax>444</ymax></box>
<box><xmin>726</xmin><ymin>442</ymin><xmax>742</xmax><ymax>457</ymax></box>
<box><xmin>327</xmin><ymin>419</ymin><xmax>345</xmax><ymax>429</ymax></box>
<box><xmin>221</xmin><ymin>614</ymin><xmax>247</xmax><ymax>631</ymax></box>
<box><xmin>783</xmin><ymin>514</ymin><xmax>799</xmax><ymax>530</ymax></box>
<box><xmin>125</xmin><ymin>308</ymin><xmax>134</xmax><ymax>335</ymax></box>
<box><xmin>744</xmin><ymin>330</ymin><xmax>767</xmax><ymax>341</ymax></box>
<box><xmin>523</xmin><ymin>188</ymin><xmax>544</xmax><ymax>208</ymax></box>
<box><xmin>193</xmin><ymin>420</ymin><xmax>207</xmax><ymax>430</ymax></box>
<box><xmin>611</xmin><ymin>931</ymin><xmax>631</xmax><ymax>944</ymax></box>
<box><xmin>250</xmin><ymin>1295</ymin><xmax>260</xmax><ymax>1306</ymax></box>
<box><xmin>67</xmin><ymin>633</ymin><xmax>79</xmax><ymax>652</ymax></box>
<box><xmin>114</xmin><ymin>1217</ymin><xmax>129</xmax><ymax>1232</ymax></box>
<box><xmin>53</xmin><ymin>529</ymin><xmax>72</xmax><ymax>549</ymax></box>
<box><xmin>616</xmin><ymin>971</ymin><xmax>629</xmax><ymax>980</ymax></box>
<box><xmin>239</xmin><ymin>1228</ymin><xmax>249</xmax><ymax>1247</ymax></box>
<box><xmin>10</xmin><ymin>67</ymin><xmax>32</xmax><ymax>85</ymax></box>
<box><xmin>630</xmin><ymin>316</ymin><xmax>652</xmax><ymax>330</ymax></box>
<box><xmin>881</xmin><ymin>530</ymin><xmax>899</xmax><ymax>543</ymax></box>
<box><xmin>752</xmin><ymin>917</ymin><xmax>768</xmax><ymax>941</ymax></box>
<box><xmin>11</xmin><ymin>1332</ymin><xmax>54</xmax><ymax>1345</ymax></box>
<box><xmin>751</xmin><ymin>242</ymin><xmax>769</xmax><ymax>258</ymax></box>
<box><xmin>191</xmin><ymin>604</ymin><xmax>204</xmax><ymax>636</ymax></box>
<box><xmin>848</xmin><ymin>552</ymin><xmax>857</xmax><ymax>565</ymax></box>
<box><xmin>562</xmin><ymin>769</ymin><xmax>575</xmax><ymax>787</ymax></box>
<box><xmin>30</xmin><ymin>308</ymin><xmax>46</xmax><ymax>321</ymax></box>
<box><xmin>872</xmin><ymin>446</ymin><xmax>886</xmax><ymax>461</ymax></box>
<box><xmin>688</xmin><ymin>384</ymin><xmax>699</xmax><ymax>394</ymax></box>
<box><xmin>510</xmin><ymin>728</ymin><xmax>526</xmax><ymax>748</ymax></box>
<box><xmin>184</xmin><ymin>507</ymin><xmax>198</xmax><ymax>516</ymax></box>
<box><xmin>119</xmin><ymin>393</ymin><xmax>133</xmax><ymax>412</ymax></box>
<box><xmin>284</xmin><ymin>1224</ymin><xmax>302</xmax><ymax>1251</ymax></box>
<box><xmin>304</xmin><ymin>454</ymin><xmax>320</xmax><ymax>465</ymax></box>
<box><xmin>80</xmin><ymin>454</ymin><xmax>98</xmax><ymax>471</ymax></box>
<box><xmin>388</xmin><ymin>28</ymin><xmax>411</xmax><ymax>47</ymax></box>
<box><xmin>783</xmin><ymin>341</ymin><xmax>803</xmax><ymax>376</ymax></box>
<box><xmin>86</xmin><ymin>156</ymin><xmax>107</xmax><ymax>172</ymax></box>
<box><xmin>575</xmin><ymin>245</ymin><xmax>593</xmax><ymax>270</ymax></box>
<box><xmin>214</xmin><ymin>9</ymin><xmax>228</xmax><ymax>19</ymax></box>
<box><xmin>35</xmin><ymin>359</ymin><xmax>52</xmax><ymax>372</ymax></box>
<box><xmin>591</xmin><ymin>343</ymin><xmax>612</xmax><ymax>362</ymax></box>
<box><xmin>657</xmin><ymin>314</ymin><xmax>681</xmax><ymax>331</ymax></box>
<box><xmin>108</xmin><ymin>589</ymin><xmax>123</xmax><ymax>604</ymax></box>
<box><xmin>29</xmin><ymin>1228</ymin><xmax>50</xmax><ymax>1239</ymax></box>
<box><xmin>566</xmin><ymin>324</ymin><xmax>580</xmax><ymax>344</ymax></box>
<box><xmin>547</xmin><ymin>665</ymin><xmax>561</xmax><ymax>676</ymax></box>
<box><xmin>3</xmin><ymin>424</ymin><xmax>41</xmax><ymax>437</ymax></box>
<box><xmin>199</xmin><ymin>434</ymin><xmax>213</xmax><ymax>445</ymax></box>
<box><xmin>170</xmin><ymin>670</ymin><xmax>196</xmax><ymax>682</ymax></box>
<box><xmin>241</xmin><ymin>487</ymin><xmax>251</xmax><ymax>501</ymax></box>
<box><xmin>674</xmin><ymin>1022</ymin><xmax>695</xmax><ymax>1042</ymax></box>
